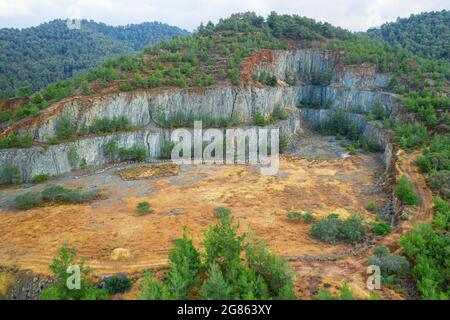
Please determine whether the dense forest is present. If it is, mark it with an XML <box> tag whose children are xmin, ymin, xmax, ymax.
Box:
<box><xmin>367</xmin><ymin>10</ymin><xmax>450</xmax><ymax>61</ymax></box>
<box><xmin>0</xmin><ymin>19</ymin><xmax>189</xmax><ymax>99</ymax></box>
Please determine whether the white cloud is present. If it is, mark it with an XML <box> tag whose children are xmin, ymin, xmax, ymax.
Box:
<box><xmin>0</xmin><ymin>0</ymin><xmax>448</xmax><ymax>31</ymax></box>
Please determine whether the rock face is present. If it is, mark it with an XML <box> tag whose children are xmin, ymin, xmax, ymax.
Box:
<box><xmin>0</xmin><ymin>48</ymin><xmax>399</xmax><ymax>181</ymax></box>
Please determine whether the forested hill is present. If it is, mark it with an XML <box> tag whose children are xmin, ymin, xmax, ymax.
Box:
<box><xmin>367</xmin><ymin>10</ymin><xmax>450</xmax><ymax>61</ymax></box>
<box><xmin>0</xmin><ymin>19</ymin><xmax>189</xmax><ymax>99</ymax></box>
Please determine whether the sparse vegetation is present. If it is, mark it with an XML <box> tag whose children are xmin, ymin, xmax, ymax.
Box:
<box><xmin>212</xmin><ymin>206</ymin><xmax>231</xmax><ymax>218</ymax></box>
<box><xmin>14</xmin><ymin>185</ymin><xmax>101</xmax><ymax>210</ymax></box>
<box><xmin>90</xmin><ymin>116</ymin><xmax>132</xmax><ymax>134</ymax></box>
<box><xmin>0</xmin><ymin>133</ymin><xmax>33</xmax><ymax>149</ymax></box>
<box><xmin>287</xmin><ymin>211</ymin><xmax>315</xmax><ymax>223</ymax></box>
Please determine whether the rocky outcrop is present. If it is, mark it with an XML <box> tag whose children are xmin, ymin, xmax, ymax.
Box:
<box><xmin>0</xmin><ymin>48</ymin><xmax>399</xmax><ymax>181</ymax></box>
<box><xmin>0</xmin><ymin>115</ymin><xmax>300</xmax><ymax>182</ymax></box>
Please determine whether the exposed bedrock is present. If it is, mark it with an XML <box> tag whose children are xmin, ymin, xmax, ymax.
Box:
<box><xmin>0</xmin><ymin>115</ymin><xmax>300</xmax><ymax>182</ymax></box>
<box><xmin>0</xmin><ymin>48</ymin><xmax>400</xmax><ymax>181</ymax></box>
<box><xmin>9</xmin><ymin>48</ymin><xmax>397</xmax><ymax>142</ymax></box>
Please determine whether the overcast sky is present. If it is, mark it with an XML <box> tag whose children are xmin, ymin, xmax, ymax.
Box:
<box><xmin>0</xmin><ymin>0</ymin><xmax>449</xmax><ymax>31</ymax></box>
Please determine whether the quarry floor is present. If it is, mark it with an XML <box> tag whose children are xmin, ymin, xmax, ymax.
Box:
<box><xmin>0</xmin><ymin>134</ymin><xmax>407</xmax><ymax>299</ymax></box>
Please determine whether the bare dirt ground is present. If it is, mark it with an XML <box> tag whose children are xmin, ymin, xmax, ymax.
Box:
<box><xmin>0</xmin><ymin>134</ymin><xmax>402</xmax><ymax>299</ymax></box>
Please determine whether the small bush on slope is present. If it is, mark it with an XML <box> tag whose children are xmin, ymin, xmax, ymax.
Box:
<box><xmin>39</xmin><ymin>245</ymin><xmax>109</xmax><ymax>300</ymax></box>
<box><xmin>367</xmin><ymin>246</ymin><xmax>409</xmax><ymax>285</ymax></box>
<box><xmin>310</xmin><ymin>214</ymin><xmax>367</xmax><ymax>244</ymax></box>
<box><xmin>104</xmin><ymin>273</ymin><xmax>132</xmax><ymax>294</ymax></box>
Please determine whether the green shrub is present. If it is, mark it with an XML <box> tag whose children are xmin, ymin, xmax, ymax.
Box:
<box><xmin>338</xmin><ymin>215</ymin><xmax>367</xmax><ymax>243</ymax></box>
<box><xmin>367</xmin><ymin>246</ymin><xmax>409</xmax><ymax>284</ymax></box>
<box><xmin>14</xmin><ymin>192</ymin><xmax>42</xmax><ymax>210</ymax></box>
<box><xmin>200</xmin><ymin>263</ymin><xmax>233</xmax><ymax>300</ymax></box>
<box><xmin>80</xmin><ymin>158</ymin><xmax>88</xmax><ymax>169</ymax></box>
<box><xmin>279</xmin><ymin>133</ymin><xmax>289</xmax><ymax>154</ymax></box>
<box><xmin>257</xmin><ymin>72</ymin><xmax>277</xmax><ymax>86</ymax></box>
<box><xmin>67</xmin><ymin>144</ymin><xmax>80</xmax><ymax>169</ymax></box>
<box><xmin>140</xmin><ymin>210</ymin><xmax>295</xmax><ymax>300</ymax></box>
<box><xmin>39</xmin><ymin>245</ymin><xmax>109</xmax><ymax>300</ymax></box>
<box><xmin>310</xmin><ymin>214</ymin><xmax>367</xmax><ymax>244</ymax></box>
<box><xmin>104</xmin><ymin>273</ymin><xmax>132</xmax><ymax>294</ymax></box>
<box><xmin>302</xmin><ymin>211</ymin><xmax>315</xmax><ymax>223</ymax></box>
<box><xmin>395</xmin><ymin>175</ymin><xmax>420</xmax><ymax>205</ymax></box>
<box><xmin>253</xmin><ymin>109</ymin><xmax>267</xmax><ymax>126</ymax></box>
<box><xmin>0</xmin><ymin>134</ymin><xmax>33</xmax><ymax>149</ymax></box>
<box><xmin>0</xmin><ymin>163</ymin><xmax>22</xmax><ymax>185</ymax></box>
<box><xmin>400</xmin><ymin>223</ymin><xmax>449</xmax><ymax>299</ymax></box>
<box><xmin>137</xmin><ymin>201</ymin><xmax>152</xmax><ymax>215</ymax></box>
<box><xmin>394</xmin><ymin>122</ymin><xmax>429</xmax><ymax>149</ymax></box>
<box><xmin>118</xmin><ymin>146</ymin><xmax>148</xmax><ymax>162</ymax></box>
<box><xmin>212</xmin><ymin>207</ymin><xmax>231</xmax><ymax>218</ymax></box>
<box><xmin>90</xmin><ymin>116</ymin><xmax>132</xmax><ymax>134</ymax></box>
<box><xmin>287</xmin><ymin>211</ymin><xmax>315</xmax><ymax>223</ymax></box>
<box><xmin>55</xmin><ymin>113</ymin><xmax>77</xmax><ymax>139</ymax></box>
<box><xmin>426</xmin><ymin>170</ymin><xmax>450</xmax><ymax>199</ymax></box>
<box><xmin>32</xmin><ymin>173</ymin><xmax>50</xmax><ymax>184</ymax></box>
<box><xmin>287</xmin><ymin>211</ymin><xmax>302</xmax><ymax>222</ymax></box>
<box><xmin>13</xmin><ymin>185</ymin><xmax>101</xmax><ymax>210</ymax></box>
<box><xmin>433</xmin><ymin>197</ymin><xmax>449</xmax><ymax>231</ymax></box>
<box><xmin>366</xmin><ymin>201</ymin><xmax>377</xmax><ymax>212</ymax></box>
<box><xmin>160</xmin><ymin>140</ymin><xmax>175</xmax><ymax>159</ymax></box>
<box><xmin>310</xmin><ymin>214</ymin><xmax>341</xmax><ymax>244</ymax></box>
<box><xmin>370</xmin><ymin>221</ymin><xmax>392</xmax><ymax>236</ymax></box>
<box><xmin>103</xmin><ymin>139</ymin><xmax>119</xmax><ymax>161</ymax></box>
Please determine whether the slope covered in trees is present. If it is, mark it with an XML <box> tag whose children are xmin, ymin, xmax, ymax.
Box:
<box><xmin>0</xmin><ymin>19</ymin><xmax>189</xmax><ymax>99</ymax></box>
<box><xmin>367</xmin><ymin>10</ymin><xmax>450</xmax><ymax>61</ymax></box>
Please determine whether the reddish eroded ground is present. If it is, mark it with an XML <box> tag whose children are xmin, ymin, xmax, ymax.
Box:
<box><xmin>0</xmin><ymin>138</ymin><xmax>393</xmax><ymax>298</ymax></box>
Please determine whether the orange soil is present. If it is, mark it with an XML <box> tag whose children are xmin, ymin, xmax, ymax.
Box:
<box><xmin>0</xmin><ymin>154</ymin><xmax>391</xmax><ymax>298</ymax></box>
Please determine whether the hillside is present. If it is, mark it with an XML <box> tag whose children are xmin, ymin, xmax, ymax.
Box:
<box><xmin>367</xmin><ymin>10</ymin><xmax>450</xmax><ymax>61</ymax></box>
<box><xmin>0</xmin><ymin>19</ymin><xmax>189</xmax><ymax>99</ymax></box>
<box><xmin>0</xmin><ymin>11</ymin><xmax>449</xmax><ymax>301</ymax></box>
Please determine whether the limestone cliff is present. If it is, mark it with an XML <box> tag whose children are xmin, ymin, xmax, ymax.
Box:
<box><xmin>0</xmin><ymin>48</ymin><xmax>399</xmax><ymax>181</ymax></box>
